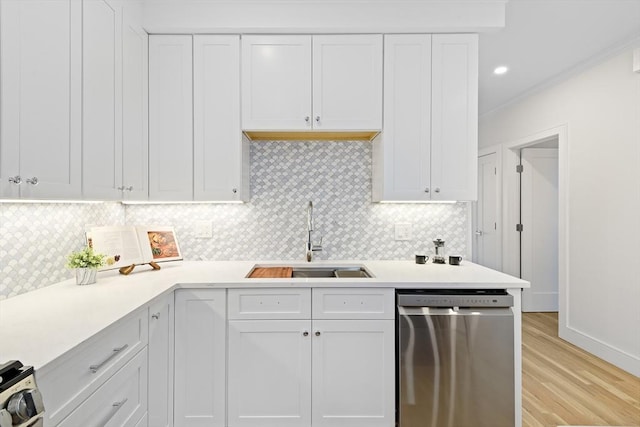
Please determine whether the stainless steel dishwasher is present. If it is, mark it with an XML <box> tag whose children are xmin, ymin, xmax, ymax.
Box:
<box><xmin>397</xmin><ymin>289</ymin><xmax>515</xmax><ymax>427</ymax></box>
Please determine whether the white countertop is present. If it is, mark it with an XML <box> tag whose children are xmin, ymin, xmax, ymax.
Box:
<box><xmin>0</xmin><ymin>260</ymin><xmax>528</xmax><ymax>371</ymax></box>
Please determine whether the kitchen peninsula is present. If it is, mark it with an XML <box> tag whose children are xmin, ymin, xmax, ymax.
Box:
<box><xmin>0</xmin><ymin>260</ymin><xmax>528</xmax><ymax>427</ymax></box>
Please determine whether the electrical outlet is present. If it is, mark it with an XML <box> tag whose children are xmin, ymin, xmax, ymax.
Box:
<box><xmin>195</xmin><ymin>220</ymin><xmax>213</xmax><ymax>239</ymax></box>
<box><xmin>395</xmin><ymin>223</ymin><xmax>412</xmax><ymax>241</ymax></box>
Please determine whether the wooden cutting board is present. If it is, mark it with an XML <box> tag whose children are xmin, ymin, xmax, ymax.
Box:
<box><xmin>248</xmin><ymin>267</ymin><xmax>293</xmax><ymax>278</ymax></box>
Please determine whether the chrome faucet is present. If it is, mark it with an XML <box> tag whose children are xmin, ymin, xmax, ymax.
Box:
<box><xmin>306</xmin><ymin>201</ymin><xmax>323</xmax><ymax>262</ymax></box>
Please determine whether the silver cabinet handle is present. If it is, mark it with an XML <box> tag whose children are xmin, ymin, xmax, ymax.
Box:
<box><xmin>125</xmin><ymin>186</ymin><xmax>133</xmax><ymax>192</ymax></box>
<box><xmin>434</xmin><ymin>188</ymin><xmax>440</xmax><ymax>193</ymax></box>
<box><xmin>475</xmin><ymin>230</ymin><xmax>484</xmax><ymax>236</ymax></box>
<box><xmin>101</xmin><ymin>397</ymin><xmax>128</xmax><ymax>425</ymax></box>
<box><xmin>151</xmin><ymin>312</ymin><xmax>160</xmax><ymax>320</ymax></box>
<box><xmin>315</xmin><ymin>331</ymin><xmax>321</xmax><ymax>337</ymax></box>
<box><xmin>112</xmin><ymin>398</ymin><xmax>128</xmax><ymax>409</ymax></box>
<box><xmin>303</xmin><ymin>331</ymin><xmax>309</xmax><ymax>337</ymax></box>
<box><xmin>117</xmin><ymin>186</ymin><xmax>125</xmax><ymax>191</ymax></box>
<box><xmin>118</xmin><ymin>186</ymin><xmax>134</xmax><ymax>191</ymax></box>
<box><xmin>89</xmin><ymin>344</ymin><xmax>129</xmax><ymax>373</ymax></box>
<box><xmin>25</xmin><ymin>177</ymin><xmax>38</xmax><ymax>186</ymax></box>
<box><xmin>8</xmin><ymin>176</ymin><xmax>22</xmax><ymax>185</ymax></box>
<box><xmin>424</xmin><ymin>187</ymin><xmax>430</xmax><ymax>193</ymax></box>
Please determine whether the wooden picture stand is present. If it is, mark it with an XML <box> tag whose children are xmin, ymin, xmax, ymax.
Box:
<box><xmin>119</xmin><ymin>261</ymin><xmax>161</xmax><ymax>275</ymax></box>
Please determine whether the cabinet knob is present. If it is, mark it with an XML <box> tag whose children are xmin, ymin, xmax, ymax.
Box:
<box><xmin>315</xmin><ymin>331</ymin><xmax>321</xmax><ymax>337</ymax></box>
<box><xmin>434</xmin><ymin>188</ymin><xmax>440</xmax><ymax>193</ymax></box>
<box><xmin>315</xmin><ymin>116</ymin><xmax>320</xmax><ymax>123</ymax></box>
<box><xmin>304</xmin><ymin>116</ymin><xmax>310</xmax><ymax>124</ymax></box>
<box><xmin>303</xmin><ymin>331</ymin><xmax>309</xmax><ymax>337</ymax></box>
<box><xmin>151</xmin><ymin>312</ymin><xmax>160</xmax><ymax>320</ymax></box>
<box><xmin>26</xmin><ymin>177</ymin><xmax>38</xmax><ymax>186</ymax></box>
<box><xmin>424</xmin><ymin>187</ymin><xmax>429</xmax><ymax>193</ymax></box>
<box><xmin>232</xmin><ymin>188</ymin><xmax>237</xmax><ymax>194</ymax></box>
<box><xmin>8</xmin><ymin>176</ymin><xmax>21</xmax><ymax>185</ymax></box>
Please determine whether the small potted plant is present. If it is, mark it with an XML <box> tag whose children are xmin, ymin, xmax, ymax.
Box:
<box><xmin>66</xmin><ymin>247</ymin><xmax>106</xmax><ymax>285</ymax></box>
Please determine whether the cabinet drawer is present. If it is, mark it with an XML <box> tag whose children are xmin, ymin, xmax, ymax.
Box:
<box><xmin>312</xmin><ymin>288</ymin><xmax>395</xmax><ymax>319</ymax></box>
<box><xmin>58</xmin><ymin>347</ymin><xmax>148</xmax><ymax>427</ymax></box>
<box><xmin>228</xmin><ymin>288</ymin><xmax>311</xmax><ymax>319</ymax></box>
<box><xmin>39</xmin><ymin>309</ymin><xmax>148</xmax><ymax>426</ymax></box>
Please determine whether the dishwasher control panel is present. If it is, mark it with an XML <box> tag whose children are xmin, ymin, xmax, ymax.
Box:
<box><xmin>397</xmin><ymin>289</ymin><xmax>513</xmax><ymax>308</ymax></box>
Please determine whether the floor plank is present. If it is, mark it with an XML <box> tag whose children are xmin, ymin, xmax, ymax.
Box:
<box><xmin>522</xmin><ymin>312</ymin><xmax>640</xmax><ymax>427</ymax></box>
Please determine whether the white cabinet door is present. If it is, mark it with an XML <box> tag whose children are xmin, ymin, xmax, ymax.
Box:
<box><xmin>241</xmin><ymin>35</ymin><xmax>312</xmax><ymax>130</ymax></box>
<box><xmin>311</xmin><ymin>320</ymin><xmax>395</xmax><ymax>427</ymax></box>
<box><xmin>228</xmin><ymin>320</ymin><xmax>312</xmax><ymax>427</ymax></box>
<box><xmin>148</xmin><ymin>295</ymin><xmax>174</xmax><ymax>427</ymax></box>
<box><xmin>374</xmin><ymin>34</ymin><xmax>432</xmax><ymax>202</ymax></box>
<box><xmin>194</xmin><ymin>35</ymin><xmax>248</xmax><ymax>201</ymax></box>
<box><xmin>431</xmin><ymin>34</ymin><xmax>478</xmax><ymax>201</ymax></box>
<box><xmin>121</xmin><ymin>4</ymin><xmax>148</xmax><ymax>201</ymax></box>
<box><xmin>312</xmin><ymin>35</ymin><xmax>382</xmax><ymax>130</ymax></box>
<box><xmin>149</xmin><ymin>35</ymin><xmax>193</xmax><ymax>200</ymax></box>
<box><xmin>82</xmin><ymin>0</ymin><xmax>121</xmax><ymax>200</ymax></box>
<box><xmin>174</xmin><ymin>289</ymin><xmax>226</xmax><ymax>427</ymax></box>
<box><xmin>0</xmin><ymin>0</ymin><xmax>81</xmax><ymax>199</ymax></box>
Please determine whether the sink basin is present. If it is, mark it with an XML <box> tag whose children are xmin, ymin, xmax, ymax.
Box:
<box><xmin>247</xmin><ymin>265</ymin><xmax>373</xmax><ymax>279</ymax></box>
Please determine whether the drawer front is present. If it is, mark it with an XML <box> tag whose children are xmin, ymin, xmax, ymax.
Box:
<box><xmin>312</xmin><ymin>288</ymin><xmax>395</xmax><ymax>319</ymax></box>
<box><xmin>58</xmin><ymin>347</ymin><xmax>148</xmax><ymax>427</ymax></box>
<box><xmin>228</xmin><ymin>288</ymin><xmax>311</xmax><ymax>319</ymax></box>
<box><xmin>39</xmin><ymin>309</ymin><xmax>148</xmax><ymax>426</ymax></box>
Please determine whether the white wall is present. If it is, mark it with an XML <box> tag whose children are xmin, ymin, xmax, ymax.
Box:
<box><xmin>479</xmin><ymin>44</ymin><xmax>640</xmax><ymax>375</ymax></box>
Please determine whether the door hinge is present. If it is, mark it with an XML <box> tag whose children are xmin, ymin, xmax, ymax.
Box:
<box><xmin>516</xmin><ymin>223</ymin><xmax>523</xmax><ymax>232</ymax></box>
<box><xmin>516</xmin><ymin>164</ymin><xmax>524</xmax><ymax>173</ymax></box>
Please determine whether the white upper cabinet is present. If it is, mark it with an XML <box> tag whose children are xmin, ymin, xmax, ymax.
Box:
<box><xmin>373</xmin><ymin>33</ymin><xmax>478</xmax><ymax>202</ymax></box>
<box><xmin>82</xmin><ymin>0</ymin><xmax>121</xmax><ymax>200</ymax></box>
<box><xmin>241</xmin><ymin>35</ymin><xmax>312</xmax><ymax>130</ymax></box>
<box><xmin>312</xmin><ymin>35</ymin><xmax>383</xmax><ymax>130</ymax></box>
<box><xmin>121</xmin><ymin>5</ymin><xmax>149</xmax><ymax>201</ymax></box>
<box><xmin>374</xmin><ymin>34</ymin><xmax>432</xmax><ymax>202</ymax></box>
<box><xmin>241</xmin><ymin>35</ymin><xmax>382</xmax><ymax>131</ymax></box>
<box><xmin>0</xmin><ymin>0</ymin><xmax>82</xmax><ymax>199</ymax></box>
<box><xmin>194</xmin><ymin>35</ymin><xmax>248</xmax><ymax>202</ymax></box>
<box><xmin>431</xmin><ymin>34</ymin><xmax>479</xmax><ymax>201</ymax></box>
<box><xmin>149</xmin><ymin>35</ymin><xmax>194</xmax><ymax>201</ymax></box>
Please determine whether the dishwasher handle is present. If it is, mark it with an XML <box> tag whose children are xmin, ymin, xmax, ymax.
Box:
<box><xmin>398</xmin><ymin>306</ymin><xmax>513</xmax><ymax>317</ymax></box>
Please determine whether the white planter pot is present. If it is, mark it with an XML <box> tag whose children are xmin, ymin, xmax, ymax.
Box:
<box><xmin>75</xmin><ymin>268</ymin><xmax>97</xmax><ymax>285</ymax></box>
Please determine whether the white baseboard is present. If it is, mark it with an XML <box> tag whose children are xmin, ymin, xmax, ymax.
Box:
<box><xmin>559</xmin><ymin>324</ymin><xmax>640</xmax><ymax>377</ymax></box>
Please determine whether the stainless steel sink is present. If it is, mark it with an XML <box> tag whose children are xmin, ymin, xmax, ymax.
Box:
<box><xmin>291</xmin><ymin>266</ymin><xmax>371</xmax><ymax>278</ymax></box>
<box><xmin>246</xmin><ymin>265</ymin><xmax>372</xmax><ymax>278</ymax></box>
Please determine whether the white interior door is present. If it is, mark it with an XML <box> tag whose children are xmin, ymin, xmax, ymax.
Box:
<box><xmin>475</xmin><ymin>152</ymin><xmax>500</xmax><ymax>270</ymax></box>
<box><xmin>521</xmin><ymin>148</ymin><xmax>559</xmax><ymax>312</ymax></box>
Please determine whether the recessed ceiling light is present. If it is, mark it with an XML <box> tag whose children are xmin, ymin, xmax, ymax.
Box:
<box><xmin>494</xmin><ymin>66</ymin><xmax>509</xmax><ymax>75</ymax></box>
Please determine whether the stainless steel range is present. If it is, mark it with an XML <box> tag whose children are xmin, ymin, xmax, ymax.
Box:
<box><xmin>0</xmin><ymin>361</ymin><xmax>45</xmax><ymax>427</ymax></box>
<box><xmin>397</xmin><ymin>289</ymin><xmax>515</xmax><ymax>427</ymax></box>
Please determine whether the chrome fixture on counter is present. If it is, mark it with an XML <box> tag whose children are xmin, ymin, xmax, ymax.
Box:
<box><xmin>306</xmin><ymin>201</ymin><xmax>323</xmax><ymax>262</ymax></box>
<box><xmin>432</xmin><ymin>239</ymin><xmax>446</xmax><ymax>264</ymax></box>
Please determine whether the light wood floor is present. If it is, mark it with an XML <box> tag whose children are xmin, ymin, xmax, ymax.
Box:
<box><xmin>522</xmin><ymin>312</ymin><xmax>640</xmax><ymax>427</ymax></box>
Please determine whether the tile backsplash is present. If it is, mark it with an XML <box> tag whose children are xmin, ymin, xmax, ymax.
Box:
<box><xmin>0</xmin><ymin>141</ymin><xmax>469</xmax><ymax>300</ymax></box>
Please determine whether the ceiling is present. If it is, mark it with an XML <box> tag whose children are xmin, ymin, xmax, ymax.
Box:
<box><xmin>478</xmin><ymin>0</ymin><xmax>640</xmax><ymax>115</ymax></box>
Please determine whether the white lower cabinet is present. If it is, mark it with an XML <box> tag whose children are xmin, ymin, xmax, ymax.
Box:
<box><xmin>174</xmin><ymin>289</ymin><xmax>227</xmax><ymax>427</ymax></box>
<box><xmin>226</xmin><ymin>288</ymin><xmax>395</xmax><ymax>427</ymax></box>
<box><xmin>228</xmin><ymin>320</ymin><xmax>312</xmax><ymax>427</ymax></box>
<box><xmin>58</xmin><ymin>348</ymin><xmax>148</xmax><ymax>427</ymax></box>
<box><xmin>311</xmin><ymin>320</ymin><xmax>395</xmax><ymax>427</ymax></box>
<box><xmin>148</xmin><ymin>295</ymin><xmax>174</xmax><ymax>427</ymax></box>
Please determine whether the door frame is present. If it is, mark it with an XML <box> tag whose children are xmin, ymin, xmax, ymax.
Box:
<box><xmin>501</xmin><ymin>124</ymin><xmax>569</xmax><ymax>317</ymax></box>
<box><xmin>472</xmin><ymin>145</ymin><xmax>503</xmax><ymax>270</ymax></box>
